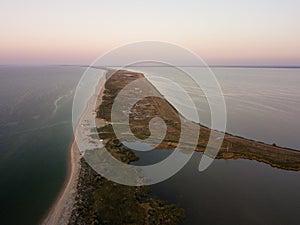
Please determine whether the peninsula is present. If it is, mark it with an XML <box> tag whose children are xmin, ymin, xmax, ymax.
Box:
<box><xmin>97</xmin><ymin>69</ymin><xmax>300</xmax><ymax>171</ymax></box>
<box><xmin>44</xmin><ymin>68</ymin><xmax>300</xmax><ymax>225</ymax></box>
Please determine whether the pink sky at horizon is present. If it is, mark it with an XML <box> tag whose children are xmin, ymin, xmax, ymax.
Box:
<box><xmin>1</xmin><ymin>0</ymin><xmax>299</xmax><ymax>66</ymax></box>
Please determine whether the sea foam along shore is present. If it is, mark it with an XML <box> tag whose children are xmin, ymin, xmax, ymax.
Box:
<box><xmin>41</xmin><ymin>69</ymin><xmax>107</xmax><ymax>225</ymax></box>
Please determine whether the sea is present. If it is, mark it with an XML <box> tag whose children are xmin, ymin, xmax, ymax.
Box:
<box><xmin>0</xmin><ymin>66</ymin><xmax>299</xmax><ymax>225</ymax></box>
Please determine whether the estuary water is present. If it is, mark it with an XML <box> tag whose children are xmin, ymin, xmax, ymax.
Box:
<box><xmin>130</xmin><ymin>66</ymin><xmax>300</xmax><ymax>225</ymax></box>
<box><xmin>0</xmin><ymin>66</ymin><xmax>299</xmax><ymax>225</ymax></box>
<box><xmin>136</xmin><ymin>66</ymin><xmax>300</xmax><ymax>150</ymax></box>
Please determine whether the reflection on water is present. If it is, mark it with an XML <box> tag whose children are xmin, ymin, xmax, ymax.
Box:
<box><xmin>123</xmin><ymin>141</ymin><xmax>300</xmax><ymax>224</ymax></box>
<box><xmin>151</xmin><ymin>152</ymin><xmax>300</xmax><ymax>225</ymax></box>
<box><xmin>125</xmin><ymin>141</ymin><xmax>172</xmax><ymax>166</ymax></box>
<box><xmin>124</xmin><ymin>66</ymin><xmax>300</xmax><ymax>224</ymax></box>
<box><xmin>130</xmin><ymin>66</ymin><xmax>300</xmax><ymax>150</ymax></box>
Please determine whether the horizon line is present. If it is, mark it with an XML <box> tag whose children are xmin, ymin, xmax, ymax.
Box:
<box><xmin>1</xmin><ymin>64</ymin><xmax>300</xmax><ymax>69</ymax></box>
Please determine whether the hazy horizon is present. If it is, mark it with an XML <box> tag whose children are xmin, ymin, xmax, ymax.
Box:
<box><xmin>1</xmin><ymin>0</ymin><xmax>299</xmax><ymax>66</ymax></box>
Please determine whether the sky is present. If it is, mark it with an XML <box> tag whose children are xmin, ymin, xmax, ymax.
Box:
<box><xmin>1</xmin><ymin>0</ymin><xmax>300</xmax><ymax>65</ymax></box>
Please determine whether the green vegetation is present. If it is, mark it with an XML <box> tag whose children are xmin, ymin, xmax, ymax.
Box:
<box><xmin>70</xmin><ymin>70</ymin><xmax>185</xmax><ymax>225</ymax></box>
<box><xmin>69</xmin><ymin>158</ymin><xmax>185</xmax><ymax>225</ymax></box>
<box><xmin>69</xmin><ymin>68</ymin><xmax>300</xmax><ymax>225</ymax></box>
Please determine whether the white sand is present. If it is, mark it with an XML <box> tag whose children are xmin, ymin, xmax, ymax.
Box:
<box><xmin>41</xmin><ymin>70</ymin><xmax>107</xmax><ymax>225</ymax></box>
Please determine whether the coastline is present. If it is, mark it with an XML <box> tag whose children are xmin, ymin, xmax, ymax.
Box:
<box><xmin>68</xmin><ymin>68</ymin><xmax>186</xmax><ymax>224</ymax></box>
<box><xmin>42</xmin><ymin>67</ymin><xmax>300</xmax><ymax>224</ymax></box>
<box><xmin>41</xmin><ymin>69</ymin><xmax>107</xmax><ymax>225</ymax></box>
<box><xmin>41</xmin><ymin>140</ymin><xmax>81</xmax><ymax>225</ymax></box>
<box><xmin>97</xmin><ymin>69</ymin><xmax>300</xmax><ymax>171</ymax></box>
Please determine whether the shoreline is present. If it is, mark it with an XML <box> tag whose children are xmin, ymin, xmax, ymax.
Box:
<box><xmin>42</xmin><ymin>67</ymin><xmax>300</xmax><ymax>224</ymax></box>
<box><xmin>41</xmin><ymin>139</ymin><xmax>81</xmax><ymax>225</ymax></box>
<box><xmin>97</xmin><ymin>69</ymin><xmax>300</xmax><ymax>171</ymax></box>
<box><xmin>68</xmin><ymin>68</ymin><xmax>186</xmax><ymax>224</ymax></box>
<box><xmin>41</xmin><ymin>69</ymin><xmax>107</xmax><ymax>225</ymax></box>
<box><xmin>129</xmin><ymin>68</ymin><xmax>300</xmax><ymax>154</ymax></box>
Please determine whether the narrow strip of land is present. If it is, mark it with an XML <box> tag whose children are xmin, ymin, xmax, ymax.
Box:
<box><xmin>98</xmin><ymin>69</ymin><xmax>300</xmax><ymax>171</ymax></box>
<box><xmin>41</xmin><ymin>71</ymin><xmax>107</xmax><ymax>225</ymax></box>
<box><xmin>43</xmin><ymin>67</ymin><xmax>300</xmax><ymax>225</ymax></box>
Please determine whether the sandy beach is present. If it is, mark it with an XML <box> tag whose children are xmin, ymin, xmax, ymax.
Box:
<box><xmin>41</xmin><ymin>67</ymin><xmax>300</xmax><ymax>224</ymax></box>
<box><xmin>41</xmin><ymin>140</ymin><xmax>81</xmax><ymax>225</ymax></box>
<box><xmin>41</xmin><ymin>69</ymin><xmax>107</xmax><ymax>225</ymax></box>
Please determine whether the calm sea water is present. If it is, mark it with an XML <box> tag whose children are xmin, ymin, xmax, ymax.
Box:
<box><xmin>0</xmin><ymin>66</ymin><xmax>299</xmax><ymax>225</ymax></box>
<box><xmin>130</xmin><ymin>66</ymin><xmax>300</xmax><ymax>225</ymax></box>
<box><xmin>134</xmin><ymin>66</ymin><xmax>300</xmax><ymax>150</ymax></box>
<box><xmin>0</xmin><ymin>66</ymin><xmax>84</xmax><ymax>225</ymax></box>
